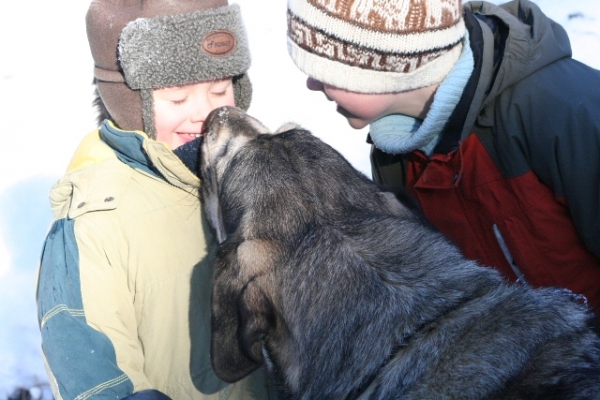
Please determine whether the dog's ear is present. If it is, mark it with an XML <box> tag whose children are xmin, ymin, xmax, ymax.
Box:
<box><xmin>211</xmin><ymin>239</ymin><xmax>275</xmax><ymax>382</ymax></box>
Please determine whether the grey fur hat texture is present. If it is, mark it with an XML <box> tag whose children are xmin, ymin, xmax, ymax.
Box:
<box><xmin>86</xmin><ymin>0</ymin><xmax>252</xmax><ymax>137</ymax></box>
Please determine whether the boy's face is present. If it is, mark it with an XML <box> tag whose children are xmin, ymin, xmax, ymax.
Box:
<box><xmin>306</xmin><ymin>77</ymin><xmax>399</xmax><ymax>130</ymax></box>
<box><xmin>306</xmin><ymin>77</ymin><xmax>438</xmax><ymax>129</ymax></box>
<box><xmin>153</xmin><ymin>78</ymin><xmax>236</xmax><ymax>149</ymax></box>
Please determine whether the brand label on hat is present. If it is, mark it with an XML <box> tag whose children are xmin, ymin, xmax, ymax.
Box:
<box><xmin>202</xmin><ymin>30</ymin><xmax>236</xmax><ymax>57</ymax></box>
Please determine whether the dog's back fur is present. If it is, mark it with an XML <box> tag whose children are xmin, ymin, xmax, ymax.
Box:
<box><xmin>200</xmin><ymin>106</ymin><xmax>600</xmax><ymax>400</ymax></box>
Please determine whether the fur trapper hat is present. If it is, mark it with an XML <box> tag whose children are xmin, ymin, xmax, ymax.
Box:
<box><xmin>87</xmin><ymin>0</ymin><xmax>252</xmax><ymax>136</ymax></box>
<box><xmin>287</xmin><ymin>0</ymin><xmax>465</xmax><ymax>93</ymax></box>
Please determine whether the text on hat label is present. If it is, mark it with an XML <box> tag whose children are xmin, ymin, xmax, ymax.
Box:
<box><xmin>202</xmin><ymin>30</ymin><xmax>236</xmax><ymax>57</ymax></box>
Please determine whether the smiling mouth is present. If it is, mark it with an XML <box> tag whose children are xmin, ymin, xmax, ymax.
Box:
<box><xmin>178</xmin><ymin>132</ymin><xmax>202</xmax><ymax>139</ymax></box>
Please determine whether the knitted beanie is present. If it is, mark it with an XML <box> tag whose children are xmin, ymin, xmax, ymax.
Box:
<box><xmin>86</xmin><ymin>0</ymin><xmax>252</xmax><ymax>137</ymax></box>
<box><xmin>287</xmin><ymin>0</ymin><xmax>465</xmax><ymax>93</ymax></box>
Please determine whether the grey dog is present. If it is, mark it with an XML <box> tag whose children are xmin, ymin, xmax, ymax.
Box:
<box><xmin>200</xmin><ymin>106</ymin><xmax>600</xmax><ymax>400</ymax></box>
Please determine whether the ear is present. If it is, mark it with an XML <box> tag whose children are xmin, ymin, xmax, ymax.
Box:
<box><xmin>274</xmin><ymin>122</ymin><xmax>302</xmax><ymax>134</ymax></box>
<box><xmin>210</xmin><ymin>240</ymin><xmax>274</xmax><ymax>382</ymax></box>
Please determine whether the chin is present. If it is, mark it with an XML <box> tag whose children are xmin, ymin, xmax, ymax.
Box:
<box><xmin>347</xmin><ymin>119</ymin><xmax>369</xmax><ymax>130</ymax></box>
<box><xmin>336</xmin><ymin>106</ymin><xmax>368</xmax><ymax>130</ymax></box>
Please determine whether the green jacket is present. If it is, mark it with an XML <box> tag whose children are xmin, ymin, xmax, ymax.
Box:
<box><xmin>36</xmin><ymin>121</ymin><xmax>272</xmax><ymax>400</ymax></box>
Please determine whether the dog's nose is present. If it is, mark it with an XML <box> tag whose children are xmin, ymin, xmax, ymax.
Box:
<box><xmin>204</xmin><ymin>105</ymin><xmax>246</xmax><ymax>133</ymax></box>
<box><xmin>204</xmin><ymin>106</ymin><xmax>228</xmax><ymax>133</ymax></box>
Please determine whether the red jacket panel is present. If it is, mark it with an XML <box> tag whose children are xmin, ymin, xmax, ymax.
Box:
<box><xmin>405</xmin><ymin>134</ymin><xmax>600</xmax><ymax>314</ymax></box>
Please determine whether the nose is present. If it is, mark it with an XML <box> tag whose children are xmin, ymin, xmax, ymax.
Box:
<box><xmin>190</xmin><ymin>101</ymin><xmax>211</xmax><ymax>124</ymax></box>
<box><xmin>306</xmin><ymin>77</ymin><xmax>324</xmax><ymax>92</ymax></box>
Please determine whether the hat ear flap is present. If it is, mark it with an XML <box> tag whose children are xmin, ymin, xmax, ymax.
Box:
<box><xmin>140</xmin><ymin>89</ymin><xmax>156</xmax><ymax>139</ymax></box>
<box><xmin>96</xmin><ymin>80</ymin><xmax>144</xmax><ymax>132</ymax></box>
<box><xmin>92</xmin><ymin>80</ymin><xmax>113</xmax><ymax>127</ymax></box>
<box><xmin>233</xmin><ymin>73</ymin><xmax>252</xmax><ymax>111</ymax></box>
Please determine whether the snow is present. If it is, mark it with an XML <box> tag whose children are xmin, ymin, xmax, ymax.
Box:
<box><xmin>0</xmin><ymin>0</ymin><xmax>598</xmax><ymax>397</ymax></box>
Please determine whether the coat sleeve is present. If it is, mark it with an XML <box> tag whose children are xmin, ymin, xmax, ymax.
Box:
<box><xmin>37</xmin><ymin>216</ymin><xmax>153</xmax><ymax>399</ymax></box>
<box><xmin>494</xmin><ymin>58</ymin><xmax>600</xmax><ymax>258</ymax></box>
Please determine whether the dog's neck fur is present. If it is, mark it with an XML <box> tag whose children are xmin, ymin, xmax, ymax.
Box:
<box><xmin>260</xmin><ymin>218</ymin><xmax>502</xmax><ymax>399</ymax></box>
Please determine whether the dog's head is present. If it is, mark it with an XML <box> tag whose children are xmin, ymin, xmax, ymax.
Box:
<box><xmin>200</xmin><ymin>106</ymin><xmax>271</xmax><ymax>244</ymax></box>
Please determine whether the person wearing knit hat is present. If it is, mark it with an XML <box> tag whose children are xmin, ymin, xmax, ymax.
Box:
<box><xmin>36</xmin><ymin>1</ymin><xmax>274</xmax><ymax>399</ymax></box>
<box><xmin>288</xmin><ymin>0</ymin><xmax>600</xmax><ymax>320</ymax></box>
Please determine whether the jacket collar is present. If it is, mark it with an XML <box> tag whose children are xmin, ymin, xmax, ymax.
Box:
<box><xmin>433</xmin><ymin>8</ymin><xmax>491</xmax><ymax>154</ymax></box>
<box><xmin>100</xmin><ymin>119</ymin><xmax>159</xmax><ymax>177</ymax></box>
<box><xmin>100</xmin><ymin>120</ymin><xmax>200</xmax><ymax>192</ymax></box>
<box><xmin>436</xmin><ymin>2</ymin><xmax>573</xmax><ymax>154</ymax></box>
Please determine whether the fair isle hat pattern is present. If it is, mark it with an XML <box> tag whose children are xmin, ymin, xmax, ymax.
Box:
<box><xmin>287</xmin><ymin>0</ymin><xmax>466</xmax><ymax>93</ymax></box>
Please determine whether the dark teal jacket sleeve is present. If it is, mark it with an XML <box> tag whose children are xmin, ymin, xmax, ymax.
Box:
<box><xmin>37</xmin><ymin>218</ymin><xmax>135</xmax><ymax>399</ymax></box>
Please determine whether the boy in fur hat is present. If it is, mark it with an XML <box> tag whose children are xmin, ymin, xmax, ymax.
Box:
<box><xmin>36</xmin><ymin>1</ymin><xmax>273</xmax><ymax>399</ymax></box>
<box><xmin>287</xmin><ymin>0</ymin><xmax>600</xmax><ymax>317</ymax></box>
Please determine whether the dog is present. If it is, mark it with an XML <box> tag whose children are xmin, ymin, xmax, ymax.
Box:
<box><xmin>200</xmin><ymin>106</ymin><xmax>600</xmax><ymax>400</ymax></box>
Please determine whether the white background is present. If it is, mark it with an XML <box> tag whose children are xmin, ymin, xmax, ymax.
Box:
<box><xmin>0</xmin><ymin>0</ymin><xmax>598</xmax><ymax>397</ymax></box>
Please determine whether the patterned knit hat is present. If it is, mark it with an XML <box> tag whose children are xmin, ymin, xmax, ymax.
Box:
<box><xmin>287</xmin><ymin>0</ymin><xmax>465</xmax><ymax>93</ymax></box>
<box><xmin>87</xmin><ymin>0</ymin><xmax>252</xmax><ymax>137</ymax></box>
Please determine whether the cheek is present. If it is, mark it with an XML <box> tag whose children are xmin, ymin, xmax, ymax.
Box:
<box><xmin>355</xmin><ymin>102</ymin><xmax>387</xmax><ymax>120</ymax></box>
<box><xmin>327</xmin><ymin>89</ymin><xmax>391</xmax><ymax>123</ymax></box>
<box><xmin>333</xmin><ymin>94</ymin><xmax>379</xmax><ymax>120</ymax></box>
<box><xmin>154</xmin><ymin>105</ymin><xmax>183</xmax><ymax>132</ymax></box>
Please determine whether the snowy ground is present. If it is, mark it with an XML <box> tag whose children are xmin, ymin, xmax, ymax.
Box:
<box><xmin>0</xmin><ymin>0</ymin><xmax>598</xmax><ymax>397</ymax></box>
